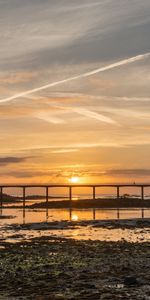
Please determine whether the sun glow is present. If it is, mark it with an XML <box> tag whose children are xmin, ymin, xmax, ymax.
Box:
<box><xmin>71</xmin><ymin>214</ymin><xmax>79</xmax><ymax>221</ymax></box>
<box><xmin>69</xmin><ymin>176</ymin><xmax>79</xmax><ymax>184</ymax></box>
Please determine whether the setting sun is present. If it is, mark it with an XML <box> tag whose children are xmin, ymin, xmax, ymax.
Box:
<box><xmin>69</xmin><ymin>177</ymin><xmax>79</xmax><ymax>184</ymax></box>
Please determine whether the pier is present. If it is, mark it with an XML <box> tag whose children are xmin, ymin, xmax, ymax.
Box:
<box><xmin>0</xmin><ymin>183</ymin><xmax>150</xmax><ymax>222</ymax></box>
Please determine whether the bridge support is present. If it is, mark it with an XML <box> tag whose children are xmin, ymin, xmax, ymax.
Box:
<box><xmin>93</xmin><ymin>186</ymin><xmax>96</xmax><ymax>220</ymax></box>
<box><xmin>0</xmin><ymin>186</ymin><xmax>3</xmax><ymax>207</ymax></box>
<box><xmin>141</xmin><ymin>186</ymin><xmax>144</xmax><ymax>218</ymax></box>
<box><xmin>69</xmin><ymin>186</ymin><xmax>72</xmax><ymax>207</ymax></box>
<box><xmin>117</xmin><ymin>186</ymin><xmax>120</xmax><ymax>219</ymax></box>
<box><xmin>22</xmin><ymin>187</ymin><xmax>26</xmax><ymax>224</ymax></box>
<box><xmin>46</xmin><ymin>186</ymin><xmax>49</xmax><ymax>221</ymax></box>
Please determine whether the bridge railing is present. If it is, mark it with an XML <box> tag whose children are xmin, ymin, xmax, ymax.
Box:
<box><xmin>0</xmin><ymin>183</ymin><xmax>149</xmax><ymax>208</ymax></box>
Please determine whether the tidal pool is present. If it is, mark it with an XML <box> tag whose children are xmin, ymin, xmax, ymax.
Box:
<box><xmin>0</xmin><ymin>208</ymin><xmax>150</xmax><ymax>243</ymax></box>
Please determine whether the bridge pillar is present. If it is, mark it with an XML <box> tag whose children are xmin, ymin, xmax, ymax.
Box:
<box><xmin>0</xmin><ymin>187</ymin><xmax>3</xmax><ymax>207</ymax></box>
<box><xmin>69</xmin><ymin>186</ymin><xmax>72</xmax><ymax>208</ymax></box>
<box><xmin>93</xmin><ymin>186</ymin><xmax>96</xmax><ymax>220</ymax></box>
<box><xmin>141</xmin><ymin>186</ymin><xmax>144</xmax><ymax>218</ymax></box>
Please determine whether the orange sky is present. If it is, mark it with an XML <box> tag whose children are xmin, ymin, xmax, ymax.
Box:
<box><xmin>0</xmin><ymin>1</ymin><xmax>150</xmax><ymax>184</ymax></box>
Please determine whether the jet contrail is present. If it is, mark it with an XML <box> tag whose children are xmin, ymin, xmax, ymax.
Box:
<box><xmin>0</xmin><ymin>52</ymin><xmax>149</xmax><ymax>104</ymax></box>
<box><xmin>35</xmin><ymin>106</ymin><xmax>116</xmax><ymax>125</ymax></box>
<box><xmin>62</xmin><ymin>106</ymin><xmax>116</xmax><ymax>124</ymax></box>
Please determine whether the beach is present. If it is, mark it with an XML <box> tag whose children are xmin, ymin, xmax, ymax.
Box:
<box><xmin>0</xmin><ymin>188</ymin><xmax>150</xmax><ymax>299</ymax></box>
<box><xmin>0</xmin><ymin>237</ymin><xmax>150</xmax><ymax>299</ymax></box>
<box><xmin>0</xmin><ymin>219</ymin><xmax>150</xmax><ymax>299</ymax></box>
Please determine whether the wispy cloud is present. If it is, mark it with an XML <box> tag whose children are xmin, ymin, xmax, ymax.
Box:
<box><xmin>0</xmin><ymin>52</ymin><xmax>149</xmax><ymax>104</ymax></box>
<box><xmin>107</xmin><ymin>169</ymin><xmax>150</xmax><ymax>177</ymax></box>
<box><xmin>0</xmin><ymin>156</ymin><xmax>29</xmax><ymax>166</ymax></box>
<box><xmin>36</xmin><ymin>111</ymin><xmax>65</xmax><ymax>124</ymax></box>
<box><xmin>2</xmin><ymin>142</ymin><xmax>123</xmax><ymax>155</ymax></box>
<box><xmin>0</xmin><ymin>71</ymin><xmax>38</xmax><ymax>85</ymax></box>
<box><xmin>35</xmin><ymin>106</ymin><xmax>116</xmax><ymax>125</ymax></box>
<box><xmin>0</xmin><ymin>0</ymin><xmax>150</xmax><ymax>182</ymax></box>
<box><xmin>70</xmin><ymin>107</ymin><xmax>116</xmax><ymax>124</ymax></box>
<box><xmin>51</xmin><ymin>149</ymin><xmax>78</xmax><ymax>154</ymax></box>
<box><xmin>1</xmin><ymin>167</ymin><xmax>150</xmax><ymax>180</ymax></box>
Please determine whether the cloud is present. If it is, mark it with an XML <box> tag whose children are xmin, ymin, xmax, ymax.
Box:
<box><xmin>107</xmin><ymin>169</ymin><xmax>150</xmax><ymax>177</ymax></box>
<box><xmin>0</xmin><ymin>52</ymin><xmax>149</xmax><ymax>104</ymax></box>
<box><xmin>71</xmin><ymin>107</ymin><xmax>116</xmax><ymax>124</ymax></box>
<box><xmin>0</xmin><ymin>0</ymin><xmax>150</xmax><ymax>179</ymax></box>
<box><xmin>51</xmin><ymin>149</ymin><xmax>79</xmax><ymax>154</ymax></box>
<box><xmin>84</xmin><ymin>169</ymin><xmax>150</xmax><ymax>178</ymax></box>
<box><xmin>1</xmin><ymin>0</ymin><xmax>150</xmax><ymax>72</ymax></box>
<box><xmin>1</xmin><ymin>167</ymin><xmax>150</xmax><ymax>180</ymax></box>
<box><xmin>35</xmin><ymin>106</ymin><xmax>116</xmax><ymax>125</ymax></box>
<box><xmin>9</xmin><ymin>142</ymin><xmax>123</xmax><ymax>154</ymax></box>
<box><xmin>36</xmin><ymin>111</ymin><xmax>65</xmax><ymax>124</ymax></box>
<box><xmin>3</xmin><ymin>170</ymin><xmax>49</xmax><ymax>179</ymax></box>
<box><xmin>0</xmin><ymin>71</ymin><xmax>38</xmax><ymax>85</ymax></box>
<box><xmin>0</xmin><ymin>156</ymin><xmax>29</xmax><ymax>166</ymax></box>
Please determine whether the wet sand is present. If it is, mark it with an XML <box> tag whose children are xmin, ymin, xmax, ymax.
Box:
<box><xmin>0</xmin><ymin>219</ymin><xmax>150</xmax><ymax>299</ymax></box>
<box><xmin>3</xmin><ymin>217</ymin><xmax>150</xmax><ymax>230</ymax></box>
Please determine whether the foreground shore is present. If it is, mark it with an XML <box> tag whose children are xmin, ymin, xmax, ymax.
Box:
<box><xmin>0</xmin><ymin>234</ymin><xmax>150</xmax><ymax>299</ymax></box>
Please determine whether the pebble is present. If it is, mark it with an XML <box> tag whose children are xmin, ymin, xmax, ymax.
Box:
<box><xmin>124</xmin><ymin>276</ymin><xmax>138</xmax><ymax>286</ymax></box>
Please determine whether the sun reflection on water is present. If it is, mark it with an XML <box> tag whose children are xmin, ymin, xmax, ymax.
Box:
<box><xmin>71</xmin><ymin>214</ymin><xmax>79</xmax><ymax>221</ymax></box>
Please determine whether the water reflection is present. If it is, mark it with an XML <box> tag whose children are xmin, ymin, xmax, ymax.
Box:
<box><xmin>71</xmin><ymin>213</ymin><xmax>79</xmax><ymax>221</ymax></box>
<box><xmin>0</xmin><ymin>207</ymin><xmax>150</xmax><ymax>243</ymax></box>
<box><xmin>0</xmin><ymin>207</ymin><xmax>149</xmax><ymax>225</ymax></box>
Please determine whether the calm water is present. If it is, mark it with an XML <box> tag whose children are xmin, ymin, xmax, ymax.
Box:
<box><xmin>1</xmin><ymin>207</ymin><xmax>150</xmax><ymax>224</ymax></box>
<box><xmin>0</xmin><ymin>207</ymin><xmax>150</xmax><ymax>243</ymax></box>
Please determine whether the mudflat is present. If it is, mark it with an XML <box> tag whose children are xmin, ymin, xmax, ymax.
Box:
<box><xmin>0</xmin><ymin>235</ymin><xmax>149</xmax><ymax>300</ymax></box>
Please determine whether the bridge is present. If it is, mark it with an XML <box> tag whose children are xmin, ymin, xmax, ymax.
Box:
<box><xmin>0</xmin><ymin>183</ymin><xmax>149</xmax><ymax>206</ymax></box>
<box><xmin>0</xmin><ymin>183</ymin><xmax>149</xmax><ymax>221</ymax></box>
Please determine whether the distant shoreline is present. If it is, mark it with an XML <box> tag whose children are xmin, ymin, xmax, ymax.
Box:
<box><xmin>1</xmin><ymin>197</ymin><xmax>150</xmax><ymax>209</ymax></box>
<box><xmin>29</xmin><ymin>198</ymin><xmax>150</xmax><ymax>209</ymax></box>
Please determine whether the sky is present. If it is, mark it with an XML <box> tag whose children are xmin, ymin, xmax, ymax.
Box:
<box><xmin>0</xmin><ymin>0</ymin><xmax>150</xmax><ymax>184</ymax></box>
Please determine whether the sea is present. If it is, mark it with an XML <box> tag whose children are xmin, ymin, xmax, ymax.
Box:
<box><xmin>0</xmin><ymin>192</ymin><xmax>150</xmax><ymax>243</ymax></box>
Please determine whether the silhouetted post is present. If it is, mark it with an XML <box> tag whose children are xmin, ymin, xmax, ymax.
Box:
<box><xmin>117</xmin><ymin>186</ymin><xmax>120</xmax><ymax>199</ymax></box>
<box><xmin>69</xmin><ymin>186</ymin><xmax>72</xmax><ymax>208</ymax></box>
<box><xmin>46</xmin><ymin>186</ymin><xmax>49</xmax><ymax>204</ymax></box>
<box><xmin>46</xmin><ymin>186</ymin><xmax>49</xmax><ymax>221</ymax></box>
<box><xmin>141</xmin><ymin>186</ymin><xmax>144</xmax><ymax>200</ymax></box>
<box><xmin>69</xmin><ymin>208</ymin><xmax>72</xmax><ymax>221</ymax></box>
<box><xmin>117</xmin><ymin>186</ymin><xmax>120</xmax><ymax>219</ymax></box>
<box><xmin>23</xmin><ymin>187</ymin><xmax>26</xmax><ymax>208</ymax></box>
<box><xmin>22</xmin><ymin>187</ymin><xmax>26</xmax><ymax>224</ymax></box>
<box><xmin>0</xmin><ymin>187</ymin><xmax>2</xmax><ymax>216</ymax></box>
<box><xmin>0</xmin><ymin>187</ymin><xmax>3</xmax><ymax>207</ymax></box>
<box><xmin>93</xmin><ymin>186</ymin><xmax>96</xmax><ymax>220</ymax></box>
<box><xmin>141</xmin><ymin>186</ymin><xmax>144</xmax><ymax>218</ymax></box>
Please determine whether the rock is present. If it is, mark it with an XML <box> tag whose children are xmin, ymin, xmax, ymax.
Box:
<box><xmin>124</xmin><ymin>276</ymin><xmax>138</xmax><ymax>286</ymax></box>
<box><xmin>100</xmin><ymin>293</ymin><xmax>113</xmax><ymax>300</ymax></box>
<box><xmin>54</xmin><ymin>294</ymin><xmax>65</xmax><ymax>300</ymax></box>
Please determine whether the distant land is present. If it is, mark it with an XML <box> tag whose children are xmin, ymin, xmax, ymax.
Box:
<box><xmin>0</xmin><ymin>193</ymin><xmax>150</xmax><ymax>208</ymax></box>
<box><xmin>30</xmin><ymin>198</ymin><xmax>150</xmax><ymax>209</ymax></box>
<box><xmin>0</xmin><ymin>193</ymin><xmax>67</xmax><ymax>203</ymax></box>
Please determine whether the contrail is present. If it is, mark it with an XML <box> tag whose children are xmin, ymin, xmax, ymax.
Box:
<box><xmin>0</xmin><ymin>52</ymin><xmax>149</xmax><ymax>104</ymax></box>
<box><xmin>35</xmin><ymin>106</ymin><xmax>116</xmax><ymax>124</ymax></box>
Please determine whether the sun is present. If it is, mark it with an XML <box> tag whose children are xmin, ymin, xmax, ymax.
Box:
<box><xmin>69</xmin><ymin>176</ymin><xmax>79</xmax><ymax>184</ymax></box>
